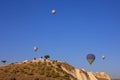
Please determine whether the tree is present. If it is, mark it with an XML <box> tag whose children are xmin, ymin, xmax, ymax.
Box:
<box><xmin>44</xmin><ymin>55</ymin><xmax>50</xmax><ymax>59</ymax></box>
<box><xmin>34</xmin><ymin>58</ymin><xmax>36</xmax><ymax>60</ymax></box>
<box><xmin>41</xmin><ymin>56</ymin><xmax>43</xmax><ymax>59</ymax></box>
<box><xmin>1</xmin><ymin>60</ymin><xmax>6</xmax><ymax>64</ymax></box>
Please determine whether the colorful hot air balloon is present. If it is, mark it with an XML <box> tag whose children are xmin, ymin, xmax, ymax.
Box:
<box><xmin>34</xmin><ymin>46</ymin><xmax>38</xmax><ymax>52</ymax></box>
<box><xmin>102</xmin><ymin>55</ymin><xmax>106</xmax><ymax>60</ymax></box>
<box><xmin>86</xmin><ymin>54</ymin><xmax>95</xmax><ymax>65</ymax></box>
<box><xmin>52</xmin><ymin>9</ymin><xmax>56</xmax><ymax>15</ymax></box>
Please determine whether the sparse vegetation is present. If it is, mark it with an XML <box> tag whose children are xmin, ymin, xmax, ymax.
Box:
<box><xmin>0</xmin><ymin>58</ymin><xmax>74</xmax><ymax>80</ymax></box>
<box><xmin>10</xmin><ymin>77</ymin><xmax>16</xmax><ymax>80</ymax></box>
<box><xmin>0</xmin><ymin>57</ymin><xmax>110</xmax><ymax>80</ymax></box>
<box><xmin>44</xmin><ymin>54</ymin><xmax>50</xmax><ymax>59</ymax></box>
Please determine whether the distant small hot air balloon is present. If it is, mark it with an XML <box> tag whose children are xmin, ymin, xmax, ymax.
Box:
<box><xmin>52</xmin><ymin>9</ymin><xmax>56</xmax><ymax>15</ymax></box>
<box><xmin>86</xmin><ymin>54</ymin><xmax>95</xmax><ymax>65</ymax></box>
<box><xmin>102</xmin><ymin>55</ymin><xmax>106</xmax><ymax>60</ymax></box>
<box><xmin>34</xmin><ymin>46</ymin><xmax>38</xmax><ymax>52</ymax></box>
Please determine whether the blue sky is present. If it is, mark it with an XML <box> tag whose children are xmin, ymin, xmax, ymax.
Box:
<box><xmin>0</xmin><ymin>0</ymin><xmax>120</xmax><ymax>78</ymax></box>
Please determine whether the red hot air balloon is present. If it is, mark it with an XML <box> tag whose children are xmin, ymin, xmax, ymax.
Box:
<box><xmin>34</xmin><ymin>46</ymin><xmax>38</xmax><ymax>52</ymax></box>
<box><xmin>86</xmin><ymin>54</ymin><xmax>95</xmax><ymax>65</ymax></box>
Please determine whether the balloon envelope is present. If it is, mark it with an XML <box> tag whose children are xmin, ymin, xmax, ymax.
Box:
<box><xmin>102</xmin><ymin>55</ymin><xmax>106</xmax><ymax>60</ymax></box>
<box><xmin>52</xmin><ymin>9</ymin><xmax>56</xmax><ymax>15</ymax></box>
<box><xmin>34</xmin><ymin>46</ymin><xmax>38</xmax><ymax>52</ymax></box>
<box><xmin>86</xmin><ymin>54</ymin><xmax>95</xmax><ymax>64</ymax></box>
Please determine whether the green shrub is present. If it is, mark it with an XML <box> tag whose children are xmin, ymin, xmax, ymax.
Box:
<box><xmin>73</xmin><ymin>78</ymin><xmax>78</xmax><ymax>80</ymax></box>
<box><xmin>46</xmin><ymin>71</ymin><xmax>51</xmax><ymax>77</ymax></box>
<box><xmin>9</xmin><ymin>77</ymin><xmax>16</xmax><ymax>80</ymax></box>
<box><xmin>39</xmin><ymin>70</ymin><xmax>45</xmax><ymax>75</ymax></box>
<box><xmin>34</xmin><ymin>77</ymin><xmax>40</xmax><ymax>80</ymax></box>
<box><xmin>52</xmin><ymin>72</ymin><xmax>60</xmax><ymax>78</ymax></box>
<box><xmin>63</xmin><ymin>74</ymin><xmax>70</xmax><ymax>80</ymax></box>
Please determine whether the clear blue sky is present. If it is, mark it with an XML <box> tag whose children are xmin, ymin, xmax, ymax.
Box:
<box><xmin>0</xmin><ymin>0</ymin><xmax>120</xmax><ymax>78</ymax></box>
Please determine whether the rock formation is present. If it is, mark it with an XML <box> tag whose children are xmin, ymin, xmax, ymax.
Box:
<box><xmin>0</xmin><ymin>59</ymin><xmax>111</xmax><ymax>80</ymax></box>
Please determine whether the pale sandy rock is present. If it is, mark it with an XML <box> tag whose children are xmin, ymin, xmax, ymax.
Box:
<box><xmin>75</xmin><ymin>69</ymin><xmax>89</xmax><ymax>80</ymax></box>
<box><xmin>94</xmin><ymin>72</ymin><xmax>111</xmax><ymax>80</ymax></box>
<box><xmin>61</xmin><ymin>66</ymin><xmax>111</xmax><ymax>80</ymax></box>
<box><xmin>87</xmin><ymin>72</ymin><xmax>98</xmax><ymax>80</ymax></box>
<box><xmin>20</xmin><ymin>59</ymin><xmax>111</xmax><ymax>80</ymax></box>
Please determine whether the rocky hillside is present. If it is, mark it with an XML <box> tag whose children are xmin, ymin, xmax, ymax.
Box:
<box><xmin>0</xmin><ymin>59</ymin><xmax>111</xmax><ymax>80</ymax></box>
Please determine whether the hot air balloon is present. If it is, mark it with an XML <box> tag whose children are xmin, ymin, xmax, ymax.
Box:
<box><xmin>34</xmin><ymin>46</ymin><xmax>38</xmax><ymax>52</ymax></box>
<box><xmin>52</xmin><ymin>9</ymin><xmax>56</xmax><ymax>15</ymax></box>
<box><xmin>86</xmin><ymin>54</ymin><xmax>95</xmax><ymax>65</ymax></box>
<box><xmin>102</xmin><ymin>55</ymin><xmax>106</xmax><ymax>60</ymax></box>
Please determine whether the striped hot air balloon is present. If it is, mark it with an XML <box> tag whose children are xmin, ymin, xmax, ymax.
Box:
<box><xmin>86</xmin><ymin>54</ymin><xmax>95</xmax><ymax>65</ymax></box>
